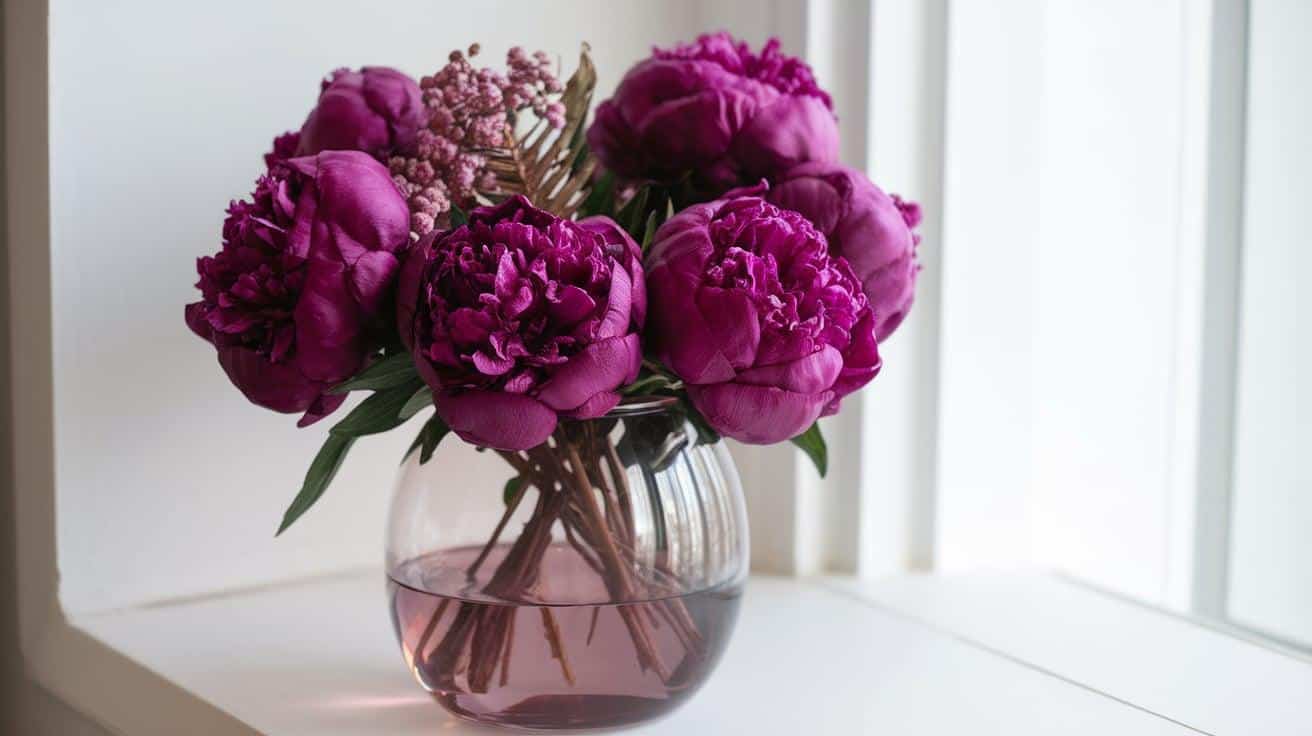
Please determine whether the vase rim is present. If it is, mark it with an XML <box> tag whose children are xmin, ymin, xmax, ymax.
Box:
<box><xmin>603</xmin><ymin>395</ymin><xmax>680</xmax><ymax>417</ymax></box>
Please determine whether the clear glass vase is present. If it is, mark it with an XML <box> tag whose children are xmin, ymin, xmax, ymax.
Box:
<box><xmin>385</xmin><ymin>397</ymin><xmax>749</xmax><ymax>731</ymax></box>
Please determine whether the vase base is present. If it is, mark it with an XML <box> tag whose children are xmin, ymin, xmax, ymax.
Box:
<box><xmin>389</xmin><ymin>544</ymin><xmax>743</xmax><ymax>731</ymax></box>
<box><xmin>436</xmin><ymin>692</ymin><xmax>687</xmax><ymax>732</ymax></box>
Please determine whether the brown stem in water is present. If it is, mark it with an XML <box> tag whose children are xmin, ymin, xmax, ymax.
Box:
<box><xmin>559</xmin><ymin>438</ymin><xmax>672</xmax><ymax>681</ymax></box>
<box><xmin>423</xmin><ymin>425</ymin><xmax>702</xmax><ymax>692</ymax></box>
<box><xmin>466</xmin><ymin>450</ymin><xmax>534</xmax><ymax>579</ymax></box>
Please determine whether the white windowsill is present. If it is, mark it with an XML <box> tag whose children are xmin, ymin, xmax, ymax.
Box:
<box><xmin>28</xmin><ymin>572</ymin><xmax>1312</xmax><ymax>735</ymax></box>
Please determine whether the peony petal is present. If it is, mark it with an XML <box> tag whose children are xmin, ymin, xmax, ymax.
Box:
<box><xmin>577</xmin><ymin>215</ymin><xmax>645</xmax><ymax>330</ymax></box>
<box><xmin>735</xmin><ymin>345</ymin><xmax>842</xmax><ymax>394</ymax></box>
<box><xmin>648</xmin><ymin>264</ymin><xmax>738</xmax><ymax>384</ymax></box>
<box><xmin>535</xmin><ymin>334</ymin><xmax>641</xmax><ymax>412</ymax></box>
<box><xmin>550</xmin><ymin>284</ymin><xmax>596</xmax><ymax>326</ymax></box>
<box><xmin>394</xmin><ymin>235</ymin><xmax>432</xmax><ymax>351</ymax></box>
<box><xmin>299</xmin><ymin>87</ymin><xmax>388</xmax><ymax>156</ymax></box>
<box><xmin>347</xmin><ymin>249</ymin><xmax>399</xmax><ymax>319</ymax></box>
<box><xmin>297</xmin><ymin>391</ymin><xmax>348</xmax><ymax>427</ymax></box>
<box><xmin>311</xmin><ymin>151</ymin><xmax>411</xmax><ymax>260</ymax></box>
<box><xmin>687</xmin><ymin>381</ymin><xmax>829</xmax><ymax>445</ymax></box>
<box><xmin>596</xmin><ymin>261</ymin><xmax>633</xmax><ymax>339</ymax></box>
<box><xmin>629</xmin><ymin>256</ymin><xmax>647</xmax><ymax>328</ymax></box>
<box><xmin>216</xmin><ymin>345</ymin><xmax>325</xmax><ymax>415</ymax></box>
<box><xmin>586</xmin><ymin>101</ymin><xmax>647</xmax><ymax>179</ymax></box>
<box><xmin>636</xmin><ymin>89</ymin><xmax>743</xmax><ymax>165</ymax></box>
<box><xmin>184</xmin><ymin>302</ymin><xmax>212</xmax><ymax>340</ymax></box>
<box><xmin>358</xmin><ymin>67</ymin><xmax>426</xmax><ymax>155</ymax></box>
<box><xmin>286</xmin><ymin>186</ymin><xmax>316</xmax><ymax>259</ymax></box>
<box><xmin>863</xmin><ymin>250</ymin><xmax>918</xmax><ymax>342</ymax></box>
<box><xmin>694</xmin><ymin>286</ymin><xmax>760</xmax><ymax>373</ymax></box>
<box><xmin>472</xmin><ymin>349</ymin><xmax>515</xmax><ymax>377</ymax></box>
<box><xmin>494</xmin><ymin>251</ymin><xmax>518</xmax><ymax>300</ymax></box>
<box><xmin>732</xmin><ymin>95</ymin><xmax>839</xmax><ymax>179</ymax></box>
<box><xmin>436</xmin><ymin>390</ymin><xmax>557</xmax><ymax>451</ymax></box>
<box><xmin>448</xmin><ymin>307</ymin><xmax>495</xmax><ymax>345</ymax></box>
<box><xmin>768</xmin><ymin>171</ymin><xmax>845</xmax><ymax>235</ymax></box>
<box><xmin>643</xmin><ymin>203</ymin><xmax>718</xmax><ymax>271</ymax></box>
<box><xmin>564</xmin><ymin>390</ymin><xmax>622</xmax><ymax>420</ymax></box>
<box><xmin>829</xmin><ymin>312</ymin><xmax>882</xmax><ymax>405</ymax></box>
<box><xmin>293</xmin><ymin>244</ymin><xmax>366</xmax><ymax>384</ymax></box>
<box><xmin>831</xmin><ymin>188</ymin><xmax>915</xmax><ymax>286</ymax></box>
<box><xmin>297</xmin><ymin>67</ymin><xmax>424</xmax><ymax>159</ymax></box>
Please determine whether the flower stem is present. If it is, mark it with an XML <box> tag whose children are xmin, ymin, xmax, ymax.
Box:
<box><xmin>422</xmin><ymin>426</ymin><xmax>702</xmax><ymax>692</ymax></box>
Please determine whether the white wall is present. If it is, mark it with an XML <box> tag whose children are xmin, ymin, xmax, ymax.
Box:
<box><xmin>1226</xmin><ymin>0</ymin><xmax>1312</xmax><ymax>648</ymax></box>
<box><xmin>46</xmin><ymin>0</ymin><xmax>774</xmax><ymax>615</ymax></box>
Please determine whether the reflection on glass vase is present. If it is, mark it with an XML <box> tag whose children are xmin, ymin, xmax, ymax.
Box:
<box><xmin>385</xmin><ymin>397</ymin><xmax>749</xmax><ymax>731</ymax></box>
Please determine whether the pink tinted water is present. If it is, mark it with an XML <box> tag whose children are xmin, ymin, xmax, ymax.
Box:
<box><xmin>388</xmin><ymin>544</ymin><xmax>742</xmax><ymax>730</ymax></box>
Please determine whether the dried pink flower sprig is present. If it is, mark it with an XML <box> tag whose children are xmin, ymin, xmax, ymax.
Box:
<box><xmin>389</xmin><ymin>44</ymin><xmax>566</xmax><ymax>239</ymax></box>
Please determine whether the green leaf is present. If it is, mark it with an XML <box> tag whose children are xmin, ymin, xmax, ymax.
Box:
<box><xmin>330</xmin><ymin>352</ymin><xmax>419</xmax><ymax>394</ymax></box>
<box><xmin>622</xmin><ymin>372</ymin><xmax>674</xmax><ymax>396</ymax></box>
<box><xmin>617</xmin><ymin>186</ymin><xmax>650</xmax><ymax>239</ymax></box>
<box><xmin>684</xmin><ymin>402</ymin><xmax>721</xmax><ymax>446</ymax></box>
<box><xmin>398</xmin><ymin>384</ymin><xmax>434</xmax><ymax>421</ymax></box>
<box><xmin>425</xmin><ymin>417</ymin><xmax>456</xmax><ymax>461</ymax></box>
<box><xmin>502</xmin><ymin>475</ymin><xmax>528</xmax><ymax>505</ymax></box>
<box><xmin>791</xmin><ymin>422</ymin><xmax>828</xmax><ymax>478</ymax></box>
<box><xmin>579</xmin><ymin>170</ymin><xmax>616</xmax><ymax>218</ymax></box>
<box><xmin>405</xmin><ymin>415</ymin><xmax>450</xmax><ymax>464</ymax></box>
<box><xmin>280</xmin><ymin>378</ymin><xmax>428</xmax><ymax>537</ymax></box>
<box><xmin>330</xmin><ymin>378</ymin><xmax>424</xmax><ymax>438</ymax></box>
<box><xmin>640</xmin><ymin>210</ymin><xmax>661</xmax><ymax>252</ymax></box>
<box><xmin>449</xmin><ymin>203</ymin><xmax>469</xmax><ymax>227</ymax></box>
<box><xmin>277</xmin><ymin>434</ymin><xmax>355</xmax><ymax>536</ymax></box>
<box><xmin>569</xmin><ymin>138</ymin><xmax>590</xmax><ymax>173</ymax></box>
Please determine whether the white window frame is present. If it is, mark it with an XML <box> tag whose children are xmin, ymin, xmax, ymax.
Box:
<box><xmin>750</xmin><ymin>0</ymin><xmax>1255</xmax><ymax>633</ymax></box>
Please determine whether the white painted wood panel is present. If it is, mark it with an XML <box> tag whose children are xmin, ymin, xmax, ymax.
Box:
<box><xmin>1027</xmin><ymin>0</ymin><xmax>1187</xmax><ymax>603</ymax></box>
<box><xmin>934</xmin><ymin>0</ymin><xmax>1045</xmax><ymax>573</ymax></box>
<box><xmin>861</xmin><ymin>0</ymin><xmax>948</xmax><ymax>575</ymax></box>
<box><xmin>1226</xmin><ymin>0</ymin><xmax>1312</xmax><ymax>649</ymax></box>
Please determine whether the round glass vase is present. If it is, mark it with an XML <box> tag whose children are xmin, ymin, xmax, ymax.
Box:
<box><xmin>385</xmin><ymin>397</ymin><xmax>749</xmax><ymax>731</ymax></box>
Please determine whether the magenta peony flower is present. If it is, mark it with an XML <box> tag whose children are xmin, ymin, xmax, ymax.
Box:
<box><xmin>296</xmin><ymin>67</ymin><xmax>425</xmax><ymax>160</ymax></box>
<box><xmin>765</xmin><ymin>163</ymin><xmax>921</xmax><ymax>341</ymax></box>
<box><xmin>645</xmin><ymin>194</ymin><xmax>880</xmax><ymax>444</ymax></box>
<box><xmin>397</xmin><ymin>196</ymin><xmax>644</xmax><ymax>450</ymax></box>
<box><xmin>587</xmin><ymin>32</ymin><xmax>839</xmax><ymax>196</ymax></box>
<box><xmin>186</xmin><ymin>151</ymin><xmax>411</xmax><ymax>426</ymax></box>
<box><xmin>265</xmin><ymin>130</ymin><xmax>301</xmax><ymax>170</ymax></box>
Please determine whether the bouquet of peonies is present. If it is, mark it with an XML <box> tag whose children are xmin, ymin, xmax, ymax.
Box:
<box><xmin>186</xmin><ymin>33</ymin><xmax>919</xmax><ymax>691</ymax></box>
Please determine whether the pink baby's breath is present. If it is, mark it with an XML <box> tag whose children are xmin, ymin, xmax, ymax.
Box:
<box><xmin>390</xmin><ymin>44</ymin><xmax>566</xmax><ymax>239</ymax></box>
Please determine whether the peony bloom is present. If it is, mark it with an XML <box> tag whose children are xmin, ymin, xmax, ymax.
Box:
<box><xmin>186</xmin><ymin>151</ymin><xmax>411</xmax><ymax>425</ymax></box>
<box><xmin>265</xmin><ymin>130</ymin><xmax>301</xmax><ymax>170</ymax></box>
<box><xmin>587</xmin><ymin>32</ymin><xmax>838</xmax><ymax>197</ymax></box>
<box><xmin>296</xmin><ymin>67</ymin><xmax>426</xmax><ymax>160</ymax></box>
<box><xmin>397</xmin><ymin>196</ymin><xmax>644</xmax><ymax>450</ymax></box>
<box><xmin>645</xmin><ymin>194</ymin><xmax>880</xmax><ymax>444</ymax></box>
<box><xmin>766</xmin><ymin>163</ymin><xmax>921</xmax><ymax>341</ymax></box>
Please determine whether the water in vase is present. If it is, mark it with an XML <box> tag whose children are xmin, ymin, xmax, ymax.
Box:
<box><xmin>388</xmin><ymin>543</ymin><xmax>742</xmax><ymax>730</ymax></box>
